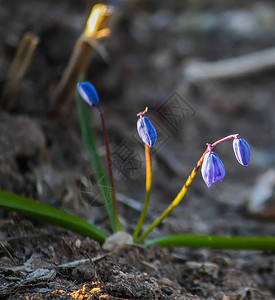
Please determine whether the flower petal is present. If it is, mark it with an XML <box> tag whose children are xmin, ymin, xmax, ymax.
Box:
<box><xmin>137</xmin><ymin>116</ymin><xmax>157</xmax><ymax>148</ymax></box>
<box><xmin>77</xmin><ymin>81</ymin><xmax>100</xmax><ymax>106</ymax></box>
<box><xmin>201</xmin><ymin>152</ymin><xmax>225</xmax><ymax>187</ymax></box>
<box><xmin>233</xmin><ymin>137</ymin><xmax>250</xmax><ymax>166</ymax></box>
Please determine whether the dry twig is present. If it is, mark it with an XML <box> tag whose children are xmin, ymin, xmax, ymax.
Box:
<box><xmin>184</xmin><ymin>46</ymin><xmax>275</xmax><ymax>81</ymax></box>
<box><xmin>2</xmin><ymin>32</ymin><xmax>39</xmax><ymax>110</ymax></box>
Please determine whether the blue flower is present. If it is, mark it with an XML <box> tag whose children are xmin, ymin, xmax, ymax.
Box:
<box><xmin>201</xmin><ymin>152</ymin><xmax>225</xmax><ymax>187</ymax></box>
<box><xmin>137</xmin><ymin>116</ymin><xmax>157</xmax><ymax>148</ymax></box>
<box><xmin>77</xmin><ymin>81</ymin><xmax>100</xmax><ymax>106</ymax></box>
<box><xmin>233</xmin><ymin>137</ymin><xmax>250</xmax><ymax>166</ymax></box>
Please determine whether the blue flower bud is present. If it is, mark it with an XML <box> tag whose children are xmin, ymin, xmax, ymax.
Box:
<box><xmin>77</xmin><ymin>81</ymin><xmax>100</xmax><ymax>106</ymax></box>
<box><xmin>137</xmin><ymin>116</ymin><xmax>157</xmax><ymax>148</ymax></box>
<box><xmin>233</xmin><ymin>137</ymin><xmax>250</xmax><ymax>166</ymax></box>
<box><xmin>201</xmin><ymin>152</ymin><xmax>225</xmax><ymax>188</ymax></box>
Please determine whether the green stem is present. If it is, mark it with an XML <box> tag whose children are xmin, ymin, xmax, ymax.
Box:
<box><xmin>145</xmin><ymin>234</ymin><xmax>275</xmax><ymax>250</ymax></box>
<box><xmin>133</xmin><ymin>144</ymin><xmax>152</xmax><ymax>242</ymax></box>
<box><xmin>136</xmin><ymin>149</ymin><xmax>208</xmax><ymax>244</ymax></box>
<box><xmin>99</xmin><ymin>110</ymin><xmax>120</xmax><ymax>232</ymax></box>
<box><xmin>76</xmin><ymin>93</ymin><xmax>118</xmax><ymax>232</ymax></box>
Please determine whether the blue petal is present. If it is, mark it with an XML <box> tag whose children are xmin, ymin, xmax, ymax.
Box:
<box><xmin>137</xmin><ymin>117</ymin><xmax>157</xmax><ymax>148</ymax></box>
<box><xmin>201</xmin><ymin>152</ymin><xmax>225</xmax><ymax>188</ymax></box>
<box><xmin>77</xmin><ymin>81</ymin><xmax>100</xmax><ymax>106</ymax></box>
<box><xmin>233</xmin><ymin>137</ymin><xmax>250</xmax><ymax>166</ymax></box>
<box><xmin>213</xmin><ymin>153</ymin><xmax>225</xmax><ymax>181</ymax></box>
<box><xmin>201</xmin><ymin>153</ymin><xmax>214</xmax><ymax>187</ymax></box>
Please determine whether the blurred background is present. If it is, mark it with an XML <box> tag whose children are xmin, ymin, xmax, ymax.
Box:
<box><xmin>0</xmin><ymin>0</ymin><xmax>275</xmax><ymax>297</ymax></box>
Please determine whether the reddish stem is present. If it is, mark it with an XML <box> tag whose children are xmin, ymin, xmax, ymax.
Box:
<box><xmin>99</xmin><ymin>109</ymin><xmax>120</xmax><ymax>231</ymax></box>
<box><xmin>211</xmin><ymin>134</ymin><xmax>239</xmax><ymax>147</ymax></box>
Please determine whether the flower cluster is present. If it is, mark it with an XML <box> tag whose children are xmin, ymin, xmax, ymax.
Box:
<box><xmin>201</xmin><ymin>136</ymin><xmax>250</xmax><ymax>187</ymax></box>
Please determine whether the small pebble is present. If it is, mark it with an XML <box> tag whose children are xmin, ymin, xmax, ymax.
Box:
<box><xmin>102</xmin><ymin>231</ymin><xmax>133</xmax><ymax>251</ymax></box>
<box><xmin>75</xmin><ymin>239</ymin><xmax>81</xmax><ymax>249</ymax></box>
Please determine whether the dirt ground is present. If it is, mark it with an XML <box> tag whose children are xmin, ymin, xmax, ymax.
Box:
<box><xmin>0</xmin><ymin>0</ymin><xmax>275</xmax><ymax>299</ymax></box>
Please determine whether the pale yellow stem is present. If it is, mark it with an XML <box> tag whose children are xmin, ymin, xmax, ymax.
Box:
<box><xmin>136</xmin><ymin>148</ymin><xmax>208</xmax><ymax>243</ymax></box>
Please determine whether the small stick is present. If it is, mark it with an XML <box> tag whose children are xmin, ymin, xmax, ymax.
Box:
<box><xmin>84</xmin><ymin>251</ymin><xmax>106</xmax><ymax>293</ymax></box>
<box><xmin>184</xmin><ymin>46</ymin><xmax>275</xmax><ymax>81</ymax></box>
<box><xmin>133</xmin><ymin>144</ymin><xmax>152</xmax><ymax>242</ymax></box>
<box><xmin>2</xmin><ymin>32</ymin><xmax>39</xmax><ymax>110</ymax></box>
<box><xmin>0</xmin><ymin>241</ymin><xmax>17</xmax><ymax>265</ymax></box>
<box><xmin>51</xmin><ymin>4</ymin><xmax>113</xmax><ymax>115</ymax></box>
<box><xmin>116</xmin><ymin>193</ymin><xmax>143</xmax><ymax>212</ymax></box>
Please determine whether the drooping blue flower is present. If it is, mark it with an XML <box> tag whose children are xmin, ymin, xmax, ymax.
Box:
<box><xmin>201</xmin><ymin>152</ymin><xmax>225</xmax><ymax>188</ymax></box>
<box><xmin>77</xmin><ymin>81</ymin><xmax>100</xmax><ymax>106</ymax></box>
<box><xmin>137</xmin><ymin>115</ymin><xmax>157</xmax><ymax>148</ymax></box>
<box><xmin>233</xmin><ymin>137</ymin><xmax>250</xmax><ymax>166</ymax></box>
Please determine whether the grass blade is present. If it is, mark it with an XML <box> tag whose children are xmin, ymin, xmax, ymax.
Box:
<box><xmin>76</xmin><ymin>93</ymin><xmax>122</xmax><ymax>232</ymax></box>
<box><xmin>145</xmin><ymin>234</ymin><xmax>275</xmax><ymax>250</ymax></box>
<box><xmin>0</xmin><ymin>191</ymin><xmax>107</xmax><ymax>244</ymax></box>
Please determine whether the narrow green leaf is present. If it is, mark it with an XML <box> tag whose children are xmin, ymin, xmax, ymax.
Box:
<box><xmin>0</xmin><ymin>191</ymin><xmax>107</xmax><ymax>244</ymax></box>
<box><xmin>76</xmin><ymin>93</ymin><xmax>122</xmax><ymax>232</ymax></box>
<box><xmin>145</xmin><ymin>234</ymin><xmax>275</xmax><ymax>250</ymax></box>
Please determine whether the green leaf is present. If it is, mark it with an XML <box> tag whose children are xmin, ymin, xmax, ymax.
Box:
<box><xmin>145</xmin><ymin>234</ymin><xmax>275</xmax><ymax>250</ymax></box>
<box><xmin>0</xmin><ymin>191</ymin><xmax>107</xmax><ymax>244</ymax></box>
<box><xmin>76</xmin><ymin>93</ymin><xmax>122</xmax><ymax>232</ymax></box>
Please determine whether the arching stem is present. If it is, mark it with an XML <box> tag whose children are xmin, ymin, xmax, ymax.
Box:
<box><xmin>136</xmin><ymin>133</ymin><xmax>239</xmax><ymax>244</ymax></box>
